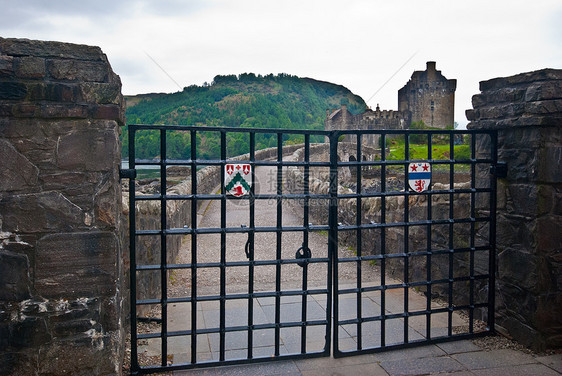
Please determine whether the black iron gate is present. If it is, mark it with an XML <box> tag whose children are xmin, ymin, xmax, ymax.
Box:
<box><xmin>123</xmin><ymin>125</ymin><xmax>500</xmax><ymax>374</ymax></box>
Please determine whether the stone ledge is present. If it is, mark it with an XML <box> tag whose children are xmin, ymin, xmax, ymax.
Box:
<box><xmin>0</xmin><ymin>37</ymin><xmax>106</xmax><ymax>62</ymax></box>
<box><xmin>479</xmin><ymin>69</ymin><xmax>562</xmax><ymax>92</ymax></box>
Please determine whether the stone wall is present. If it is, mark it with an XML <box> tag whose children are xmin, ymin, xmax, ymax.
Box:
<box><xmin>467</xmin><ymin>69</ymin><xmax>562</xmax><ymax>350</ymax></box>
<box><xmin>0</xmin><ymin>38</ymin><xmax>125</xmax><ymax>375</ymax></box>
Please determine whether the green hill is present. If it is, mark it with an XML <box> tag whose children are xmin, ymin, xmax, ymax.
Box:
<box><xmin>124</xmin><ymin>73</ymin><xmax>366</xmax><ymax>160</ymax></box>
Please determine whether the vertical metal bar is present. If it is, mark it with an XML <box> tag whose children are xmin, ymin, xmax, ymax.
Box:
<box><xmin>275</xmin><ymin>133</ymin><xmax>283</xmax><ymax>356</ymax></box>
<box><xmin>448</xmin><ymin>132</ymin><xmax>455</xmax><ymax>337</ymax></box>
<box><xmin>129</xmin><ymin>125</ymin><xmax>139</xmax><ymax>373</ymax></box>
<box><xmin>190</xmin><ymin>129</ymin><xmax>198</xmax><ymax>363</ymax></box>
<box><xmin>329</xmin><ymin>131</ymin><xmax>339</xmax><ymax>354</ymax></box>
<box><xmin>403</xmin><ymin>132</ymin><xmax>410</xmax><ymax>344</ymax></box>
<box><xmin>380</xmin><ymin>132</ymin><xmax>387</xmax><ymax>348</ymax></box>
<box><xmin>356</xmin><ymin>133</ymin><xmax>363</xmax><ymax>350</ymax></box>
<box><xmin>488</xmin><ymin>131</ymin><xmax>498</xmax><ymax>332</ymax></box>
<box><xmin>301</xmin><ymin>134</ymin><xmax>310</xmax><ymax>354</ymax></box>
<box><xmin>160</xmin><ymin>129</ymin><xmax>168</xmax><ymax>366</ymax></box>
<box><xmin>426</xmin><ymin>132</ymin><xmax>433</xmax><ymax>340</ymax></box>
<box><xmin>220</xmin><ymin>130</ymin><xmax>227</xmax><ymax>361</ymax></box>
<box><xmin>469</xmin><ymin>132</ymin><xmax>476</xmax><ymax>334</ymax></box>
<box><xmin>248</xmin><ymin>131</ymin><xmax>255</xmax><ymax>359</ymax></box>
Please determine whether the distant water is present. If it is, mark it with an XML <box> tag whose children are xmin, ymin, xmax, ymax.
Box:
<box><xmin>121</xmin><ymin>160</ymin><xmax>160</xmax><ymax>170</ymax></box>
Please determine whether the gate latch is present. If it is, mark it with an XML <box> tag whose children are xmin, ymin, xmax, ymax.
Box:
<box><xmin>295</xmin><ymin>245</ymin><xmax>312</xmax><ymax>267</ymax></box>
<box><xmin>490</xmin><ymin>162</ymin><xmax>507</xmax><ymax>178</ymax></box>
<box><xmin>242</xmin><ymin>225</ymin><xmax>252</xmax><ymax>259</ymax></box>
<box><xmin>119</xmin><ymin>168</ymin><xmax>137</xmax><ymax>180</ymax></box>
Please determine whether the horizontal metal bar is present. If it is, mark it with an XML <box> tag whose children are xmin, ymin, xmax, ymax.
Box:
<box><xmin>135</xmin><ymin>257</ymin><xmax>330</xmax><ymax>271</ymax></box>
<box><xmin>129</xmin><ymin>123</ymin><xmax>332</xmax><ymax>135</ymax></box>
<box><xmin>333</xmin><ymin>331</ymin><xmax>493</xmax><ymax>358</ymax></box>
<box><xmin>336</xmin><ymin>188</ymin><xmax>493</xmax><ymax>200</ymax></box>
<box><xmin>129</xmin><ymin>123</ymin><xmax>496</xmax><ymax>136</ymax></box>
<box><xmin>137</xmin><ymin>318</ymin><xmax>330</xmax><ymax>340</ymax></box>
<box><xmin>133</xmin><ymin>193</ymin><xmax>332</xmax><ymax>202</ymax></box>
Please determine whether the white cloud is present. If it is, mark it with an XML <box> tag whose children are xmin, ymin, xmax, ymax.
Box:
<box><xmin>0</xmin><ymin>0</ymin><xmax>560</xmax><ymax>124</ymax></box>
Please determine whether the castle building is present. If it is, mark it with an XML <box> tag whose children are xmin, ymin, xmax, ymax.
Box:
<box><xmin>326</xmin><ymin>62</ymin><xmax>456</xmax><ymax>141</ymax></box>
<box><xmin>398</xmin><ymin>61</ymin><xmax>456</xmax><ymax>128</ymax></box>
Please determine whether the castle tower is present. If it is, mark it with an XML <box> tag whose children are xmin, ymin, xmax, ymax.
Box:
<box><xmin>398</xmin><ymin>61</ymin><xmax>456</xmax><ymax>128</ymax></box>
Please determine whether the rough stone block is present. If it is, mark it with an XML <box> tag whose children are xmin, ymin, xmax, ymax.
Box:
<box><xmin>0</xmin><ymin>81</ymin><xmax>27</xmax><ymax>100</ymax></box>
<box><xmin>0</xmin><ymin>139</ymin><xmax>39</xmax><ymax>191</ymax></box>
<box><xmin>80</xmin><ymin>82</ymin><xmax>121</xmax><ymax>104</ymax></box>
<box><xmin>35</xmin><ymin>232</ymin><xmax>118</xmax><ymax>298</ymax></box>
<box><xmin>14</xmin><ymin>56</ymin><xmax>45</xmax><ymax>79</ymax></box>
<box><xmin>539</xmin><ymin>146</ymin><xmax>562</xmax><ymax>183</ymax></box>
<box><xmin>507</xmin><ymin>184</ymin><xmax>539</xmax><ymax>217</ymax></box>
<box><xmin>496</xmin><ymin>214</ymin><xmax>535</xmax><ymax>252</ymax></box>
<box><xmin>499</xmin><ymin>126</ymin><xmax>542</xmax><ymax>149</ymax></box>
<box><xmin>536</xmin><ymin>215</ymin><xmax>562</xmax><ymax>252</ymax></box>
<box><xmin>0</xmin><ymin>55</ymin><xmax>14</xmax><ymax>76</ymax></box>
<box><xmin>526</xmin><ymin>80</ymin><xmax>562</xmax><ymax>101</ymax></box>
<box><xmin>11</xmin><ymin>104</ymin><xmax>39</xmax><ymax>117</ymax></box>
<box><xmin>0</xmin><ymin>250</ymin><xmax>31</xmax><ymax>301</ymax></box>
<box><xmin>47</xmin><ymin>59</ymin><xmax>108</xmax><ymax>82</ymax></box>
<box><xmin>44</xmin><ymin>83</ymin><xmax>80</xmax><ymax>102</ymax></box>
<box><xmin>525</xmin><ymin>99</ymin><xmax>562</xmax><ymax>115</ymax></box>
<box><xmin>9</xmin><ymin>316</ymin><xmax>50</xmax><ymax>348</ymax></box>
<box><xmin>0</xmin><ymin>191</ymin><xmax>84</xmax><ymax>233</ymax></box>
<box><xmin>40</xmin><ymin>103</ymin><xmax>89</xmax><ymax>118</ymax></box>
<box><xmin>92</xmin><ymin>104</ymin><xmax>122</xmax><ymax>123</ymax></box>
<box><xmin>0</xmin><ymin>351</ymin><xmax>38</xmax><ymax>376</ymax></box>
<box><xmin>38</xmin><ymin>337</ymin><xmax>117</xmax><ymax>376</ymax></box>
<box><xmin>498</xmin><ymin>147</ymin><xmax>539</xmax><ymax>182</ymax></box>
<box><xmin>56</xmin><ymin>128</ymin><xmax>118</xmax><ymax>171</ymax></box>
<box><xmin>498</xmin><ymin>248</ymin><xmax>539</xmax><ymax>292</ymax></box>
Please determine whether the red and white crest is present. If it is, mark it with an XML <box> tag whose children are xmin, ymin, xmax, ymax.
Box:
<box><xmin>224</xmin><ymin>163</ymin><xmax>252</xmax><ymax>197</ymax></box>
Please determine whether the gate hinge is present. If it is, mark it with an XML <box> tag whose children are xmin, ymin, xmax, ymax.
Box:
<box><xmin>490</xmin><ymin>162</ymin><xmax>507</xmax><ymax>178</ymax></box>
<box><xmin>119</xmin><ymin>168</ymin><xmax>137</xmax><ymax>180</ymax></box>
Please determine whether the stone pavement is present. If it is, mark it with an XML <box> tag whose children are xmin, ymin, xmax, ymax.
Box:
<box><xmin>170</xmin><ymin>342</ymin><xmax>562</xmax><ymax>376</ymax></box>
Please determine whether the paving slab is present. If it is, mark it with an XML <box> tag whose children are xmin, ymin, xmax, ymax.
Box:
<box><xmin>536</xmin><ymin>354</ymin><xmax>562</xmax><ymax>373</ymax></box>
<box><xmin>300</xmin><ymin>362</ymin><xmax>389</xmax><ymax>376</ymax></box>
<box><xmin>470</xmin><ymin>363</ymin><xmax>561</xmax><ymax>376</ymax></box>
<box><xmin>379</xmin><ymin>355</ymin><xmax>466</xmax><ymax>375</ymax></box>
<box><xmin>437</xmin><ymin>340</ymin><xmax>482</xmax><ymax>355</ymax></box>
<box><xmin>452</xmin><ymin>348</ymin><xmax>536</xmax><ymax>369</ymax></box>
<box><xmin>173</xmin><ymin>360</ymin><xmax>301</xmax><ymax>376</ymax></box>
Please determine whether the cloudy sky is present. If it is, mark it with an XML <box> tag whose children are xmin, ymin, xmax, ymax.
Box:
<box><xmin>1</xmin><ymin>0</ymin><xmax>560</xmax><ymax>125</ymax></box>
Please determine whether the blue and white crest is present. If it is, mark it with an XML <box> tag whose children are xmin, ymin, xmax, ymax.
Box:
<box><xmin>408</xmin><ymin>162</ymin><xmax>431</xmax><ymax>192</ymax></box>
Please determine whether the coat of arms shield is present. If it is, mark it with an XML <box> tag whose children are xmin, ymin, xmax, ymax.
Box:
<box><xmin>408</xmin><ymin>162</ymin><xmax>431</xmax><ymax>192</ymax></box>
<box><xmin>225</xmin><ymin>163</ymin><xmax>251</xmax><ymax>197</ymax></box>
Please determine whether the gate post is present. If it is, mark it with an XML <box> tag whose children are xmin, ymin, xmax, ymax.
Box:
<box><xmin>0</xmin><ymin>38</ymin><xmax>125</xmax><ymax>374</ymax></box>
<box><xmin>467</xmin><ymin>69</ymin><xmax>562</xmax><ymax>351</ymax></box>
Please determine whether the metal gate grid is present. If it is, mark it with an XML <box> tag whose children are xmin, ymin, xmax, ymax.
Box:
<box><xmin>123</xmin><ymin>124</ymin><xmax>499</xmax><ymax>374</ymax></box>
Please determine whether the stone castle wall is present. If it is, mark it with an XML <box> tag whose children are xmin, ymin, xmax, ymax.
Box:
<box><xmin>0</xmin><ymin>38</ymin><xmax>125</xmax><ymax>375</ymax></box>
<box><xmin>467</xmin><ymin>69</ymin><xmax>562</xmax><ymax>350</ymax></box>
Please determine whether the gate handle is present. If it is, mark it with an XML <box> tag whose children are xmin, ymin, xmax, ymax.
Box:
<box><xmin>242</xmin><ymin>225</ymin><xmax>252</xmax><ymax>259</ymax></box>
<box><xmin>295</xmin><ymin>245</ymin><xmax>312</xmax><ymax>267</ymax></box>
